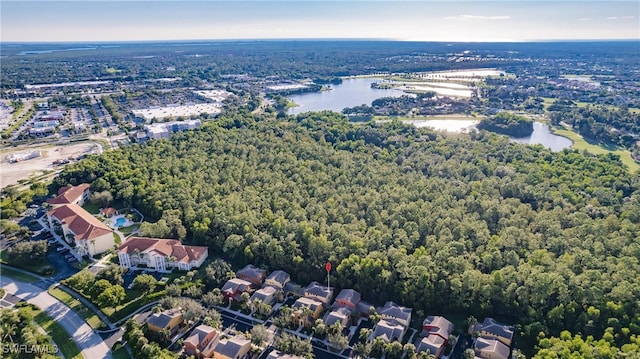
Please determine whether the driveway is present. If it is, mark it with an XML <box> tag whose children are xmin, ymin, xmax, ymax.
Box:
<box><xmin>1</xmin><ymin>277</ymin><xmax>112</xmax><ymax>359</ymax></box>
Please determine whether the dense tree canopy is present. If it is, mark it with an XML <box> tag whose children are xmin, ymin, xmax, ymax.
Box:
<box><xmin>56</xmin><ymin>109</ymin><xmax>640</xmax><ymax>355</ymax></box>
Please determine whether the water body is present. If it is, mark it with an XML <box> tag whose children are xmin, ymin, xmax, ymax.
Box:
<box><xmin>287</xmin><ymin>77</ymin><xmax>572</xmax><ymax>151</ymax></box>
<box><xmin>409</xmin><ymin>119</ymin><xmax>479</xmax><ymax>132</ymax></box>
<box><xmin>510</xmin><ymin>121</ymin><xmax>573</xmax><ymax>151</ymax></box>
<box><xmin>287</xmin><ymin>78</ymin><xmax>405</xmax><ymax>115</ymax></box>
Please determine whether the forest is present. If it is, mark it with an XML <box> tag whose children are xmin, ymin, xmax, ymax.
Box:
<box><xmin>54</xmin><ymin>106</ymin><xmax>640</xmax><ymax>356</ymax></box>
<box><xmin>477</xmin><ymin>113</ymin><xmax>534</xmax><ymax>137</ymax></box>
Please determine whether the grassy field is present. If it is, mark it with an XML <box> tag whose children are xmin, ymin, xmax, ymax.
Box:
<box><xmin>48</xmin><ymin>286</ymin><xmax>107</xmax><ymax>330</ymax></box>
<box><xmin>27</xmin><ymin>305</ymin><xmax>84</xmax><ymax>359</ymax></box>
<box><xmin>552</xmin><ymin>128</ymin><xmax>640</xmax><ymax>173</ymax></box>
<box><xmin>0</xmin><ymin>265</ymin><xmax>39</xmax><ymax>283</ymax></box>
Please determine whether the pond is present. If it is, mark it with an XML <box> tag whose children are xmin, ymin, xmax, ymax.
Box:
<box><xmin>408</xmin><ymin>119</ymin><xmax>572</xmax><ymax>151</ymax></box>
<box><xmin>287</xmin><ymin>78</ymin><xmax>405</xmax><ymax>115</ymax></box>
<box><xmin>510</xmin><ymin>121</ymin><xmax>573</xmax><ymax>152</ymax></box>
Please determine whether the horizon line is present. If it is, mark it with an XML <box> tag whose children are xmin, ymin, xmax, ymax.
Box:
<box><xmin>2</xmin><ymin>38</ymin><xmax>639</xmax><ymax>45</ymax></box>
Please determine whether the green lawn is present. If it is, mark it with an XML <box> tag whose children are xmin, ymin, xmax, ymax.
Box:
<box><xmin>82</xmin><ymin>201</ymin><xmax>101</xmax><ymax>215</ymax></box>
<box><xmin>0</xmin><ymin>265</ymin><xmax>39</xmax><ymax>283</ymax></box>
<box><xmin>27</xmin><ymin>305</ymin><xmax>84</xmax><ymax>359</ymax></box>
<box><xmin>114</xmin><ymin>232</ymin><xmax>122</xmax><ymax>245</ymax></box>
<box><xmin>48</xmin><ymin>286</ymin><xmax>107</xmax><ymax>330</ymax></box>
<box><xmin>552</xmin><ymin>128</ymin><xmax>640</xmax><ymax>173</ymax></box>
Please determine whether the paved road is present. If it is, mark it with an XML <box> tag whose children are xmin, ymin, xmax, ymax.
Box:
<box><xmin>1</xmin><ymin>276</ymin><xmax>112</xmax><ymax>359</ymax></box>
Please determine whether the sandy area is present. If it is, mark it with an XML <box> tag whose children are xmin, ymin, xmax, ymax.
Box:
<box><xmin>1</xmin><ymin>142</ymin><xmax>102</xmax><ymax>189</ymax></box>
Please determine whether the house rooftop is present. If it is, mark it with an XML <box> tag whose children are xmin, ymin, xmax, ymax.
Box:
<box><xmin>48</xmin><ymin>203</ymin><xmax>112</xmax><ymax>241</ymax></box>
<box><xmin>237</xmin><ymin>264</ymin><xmax>267</xmax><ymax>283</ymax></box>
<box><xmin>293</xmin><ymin>297</ymin><xmax>323</xmax><ymax>312</ymax></box>
<box><xmin>422</xmin><ymin>315</ymin><xmax>454</xmax><ymax>339</ymax></box>
<box><xmin>251</xmin><ymin>286</ymin><xmax>277</xmax><ymax>302</ymax></box>
<box><xmin>214</xmin><ymin>334</ymin><xmax>251</xmax><ymax>359</ymax></box>
<box><xmin>303</xmin><ymin>281</ymin><xmax>334</xmax><ymax>301</ymax></box>
<box><xmin>324</xmin><ymin>307</ymin><xmax>351</xmax><ymax>327</ymax></box>
<box><xmin>46</xmin><ymin>183</ymin><xmax>90</xmax><ymax>205</ymax></box>
<box><xmin>118</xmin><ymin>236</ymin><xmax>208</xmax><ymax>264</ymax></box>
<box><xmin>378</xmin><ymin>301</ymin><xmax>412</xmax><ymax>324</ymax></box>
<box><xmin>334</xmin><ymin>289</ymin><xmax>361</xmax><ymax>307</ymax></box>
<box><xmin>475</xmin><ymin>337</ymin><xmax>510</xmax><ymax>359</ymax></box>
<box><xmin>184</xmin><ymin>324</ymin><xmax>218</xmax><ymax>348</ymax></box>
<box><xmin>415</xmin><ymin>334</ymin><xmax>446</xmax><ymax>355</ymax></box>
<box><xmin>267</xmin><ymin>350</ymin><xmax>306</xmax><ymax>359</ymax></box>
<box><xmin>147</xmin><ymin>308</ymin><xmax>182</xmax><ymax>329</ymax></box>
<box><xmin>265</xmin><ymin>270</ymin><xmax>290</xmax><ymax>286</ymax></box>
<box><xmin>372</xmin><ymin>319</ymin><xmax>405</xmax><ymax>343</ymax></box>
<box><xmin>479</xmin><ymin>317</ymin><xmax>514</xmax><ymax>341</ymax></box>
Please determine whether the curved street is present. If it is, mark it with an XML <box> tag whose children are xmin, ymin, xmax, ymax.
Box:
<box><xmin>1</xmin><ymin>276</ymin><xmax>112</xmax><ymax>359</ymax></box>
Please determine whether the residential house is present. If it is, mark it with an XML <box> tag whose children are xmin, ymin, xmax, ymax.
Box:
<box><xmin>323</xmin><ymin>307</ymin><xmax>351</xmax><ymax>328</ymax></box>
<box><xmin>147</xmin><ymin>308</ymin><xmax>184</xmax><ymax>335</ymax></box>
<box><xmin>266</xmin><ymin>350</ymin><xmax>306</xmax><ymax>359</ymax></box>
<box><xmin>47</xmin><ymin>204</ymin><xmax>114</xmax><ymax>256</ymax></box>
<box><xmin>370</xmin><ymin>319</ymin><xmax>407</xmax><ymax>343</ymax></box>
<box><xmin>417</xmin><ymin>315</ymin><xmax>454</xmax><ymax>358</ymax></box>
<box><xmin>221</xmin><ymin>278</ymin><xmax>253</xmax><ymax>302</ymax></box>
<box><xmin>100</xmin><ymin>207</ymin><xmax>118</xmax><ymax>218</ymax></box>
<box><xmin>213</xmin><ymin>334</ymin><xmax>252</xmax><ymax>359</ymax></box>
<box><xmin>236</xmin><ymin>264</ymin><xmax>267</xmax><ymax>287</ymax></box>
<box><xmin>184</xmin><ymin>324</ymin><xmax>220</xmax><ymax>359</ymax></box>
<box><xmin>303</xmin><ymin>281</ymin><xmax>334</xmax><ymax>306</ymax></box>
<box><xmin>333</xmin><ymin>289</ymin><xmax>361</xmax><ymax>311</ymax></box>
<box><xmin>264</xmin><ymin>270</ymin><xmax>290</xmax><ymax>289</ymax></box>
<box><xmin>250</xmin><ymin>286</ymin><xmax>277</xmax><ymax>306</ymax></box>
<box><xmin>292</xmin><ymin>297</ymin><xmax>324</xmax><ymax>327</ymax></box>
<box><xmin>46</xmin><ymin>183</ymin><xmax>91</xmax><ymax>207</ymax></box>
<box><xmin>117</xmin><ymin>237</ymin><xmax>209</xmax><ymax>272</ymax></box>
<box><xmin>378</xmin><ymin>301</ymin><xmax>412</xmax><ymax>328</ymax></box>
<box><xmin>470</xmin><ymin>318</ymin><xmax>515</xmax><ymax>347</ymax></box>
<box><xmin>474</xmin><ymin>337</ymin><xmax>510</xmax><ymax>359</ymax></box>
<box><xmin>283</xmin><ymin>282</ymin><xmax>302</xmax><ymax>298</ymax></box>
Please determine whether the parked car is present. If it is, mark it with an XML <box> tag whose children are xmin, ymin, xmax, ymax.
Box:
<box><xmin>56</xmin><ymin>247</ymin><xmax>68</xmax><ymax>253</ymax></box>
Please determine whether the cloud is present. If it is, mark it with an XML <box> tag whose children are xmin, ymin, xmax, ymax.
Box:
<box><xmin>579</xmin><ymin>18</ymin><xmax>591</xmax><ymax>21</ymax></box>
<box><xmin>605</xmin><ymin>16</ymin><xmax>634</xmax><ymax>20</ymax></box>
<box><xmin>444</xmin><ymin>14</ymin><xmax>511</xmax><ymax>21</ymax></box>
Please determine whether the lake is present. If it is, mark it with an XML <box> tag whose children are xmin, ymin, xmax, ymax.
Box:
<box><xmin>287</xmin><ymin>77</ymin><xmax>572</xmax><ymax>151</ymax></box>
<box><xmin>412</xmin><ymin>119</ymin><xmax>572</xmax><ymax>151</ymax></box>
<box><xmin>287</xmin><ymin>78</ymin><xmax>405</xmax><ymax>115</ymax></box>
<box><xmin>510</xmin><ymin>121</ymin><xmax>573</xmax><ymax>151</ymax></box>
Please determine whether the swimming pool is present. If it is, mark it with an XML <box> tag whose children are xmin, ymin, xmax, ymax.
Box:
<box><xmin>114</xmin><ymin>217</ymin><xmax>126</xmax><ymax>227</ymax></box>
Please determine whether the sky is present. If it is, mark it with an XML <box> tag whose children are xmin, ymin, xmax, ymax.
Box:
<box><xmin>1</xmin><ymin>1</ymin><xmax>639</xmax><ymax>42</ymax></box>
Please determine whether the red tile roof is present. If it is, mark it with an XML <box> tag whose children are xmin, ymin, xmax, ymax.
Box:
<box><xmin>48</xmin><ymin>204</ymin><xmax>112</xmax><ymax>241</ymax></box>
<box><xmin>47</xmin><ymin>183</ymin><xmax>90</xmax><ymax>205</ymax></box>
<box><xmin>118</xmin><ymin>236</ymin><xmax>208</xmax><ymax>263</ymax></box>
